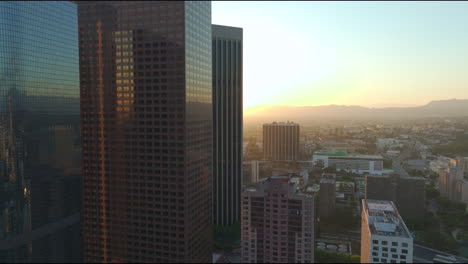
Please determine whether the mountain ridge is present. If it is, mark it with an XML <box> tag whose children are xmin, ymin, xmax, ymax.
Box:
<box><xmin>244</xmin><ymin>99</ymin><xmax>468</xmax><ymax>123</ymax></box>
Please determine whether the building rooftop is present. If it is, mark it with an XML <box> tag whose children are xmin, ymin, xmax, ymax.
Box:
<box><xmin>320</xmin><ymin>178</ymin><xmax>336</xmax><ymax>184</ymax></box>
<box><xmin>265</xmin><ymin>121</ymin><xmax>299</xmax><ymax>126</ymax></box>
<box><xmin>363</xmin><ymin>199</ymin><xmax>411</xmax><ymax>238</ymax></box>
<box><xmin>314</xmin><ymin>151</ymin><xmax>348</xmax><ymax>157</ymax></box>
<box><xmin>314</xmin><ymin>151</ymin><xmax>383</xmax><ymax>160</ymax></box>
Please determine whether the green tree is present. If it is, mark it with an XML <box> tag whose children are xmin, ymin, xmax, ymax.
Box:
<box><xmin>416</xmin><ymin>231</ymin><xmax>459</xmax><ymax>253</ymax></box>
<box><xmin>315</xmin><ymin>249</ymin><xmax>360</xmax><ymax>263</ymax></box>
<box><xmin>425</xmin><ymin>185</ymin><xmax>440</xmax><ymax>200</ymax></box>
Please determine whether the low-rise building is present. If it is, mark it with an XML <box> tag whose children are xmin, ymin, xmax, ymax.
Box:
<box><xmin>313</xmin><ymin>151</ymin><xmax>384</xmax><ymax>175</ymax></box>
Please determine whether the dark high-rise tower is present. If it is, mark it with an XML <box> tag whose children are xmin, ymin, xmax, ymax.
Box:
<box><xmin>212</xmin><ymin>24</ymin><xmax>243</xmax><ymax>226</ymax></box>
<box><xmin>0</xmin><ymin>1</ymin><xmax>81</xmax><ymax>262</ymax></box>
<box><xmin>263</xmin><ymin>122</ymin><xmax>300</xmax><ymax>161</ymax></box>
<box><xmin>79</xmin><ymin>1</ymin><xmax>212</xmax><ymax>263</ymax></box>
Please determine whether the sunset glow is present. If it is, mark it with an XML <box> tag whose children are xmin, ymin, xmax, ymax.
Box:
<box><xmin>213</xmin><ymin>1</ymin><xmax>468</xmax><ymax>111</ymax></box>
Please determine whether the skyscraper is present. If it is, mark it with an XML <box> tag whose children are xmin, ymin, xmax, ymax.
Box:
<box><xmin>212</xmin><ymin>24</ymin><xmax>243</xmax><ymax>226</ymax></box>
<box><xmin>79</xmin><ymin>1</ymin><xmax>213</xmax><ymax>263</ymax></box>
<box><xmin>263</xmin><ymin>122</ymin><xmax>300</xmax><ymax>161</ymax></box>
<box><xmin>361</xmin><ymin>200</ymin><xmax>413</xmax><ymax>264</ymax></box>
<box><xmin>241</xmin><ymin>175</ymin><xmax>315</xmax><ymax>263</ymax></box>
<box><xmin>0</xmin><ymin>1</ymin><xmax>81</xmax><ymax>262</ymax></box>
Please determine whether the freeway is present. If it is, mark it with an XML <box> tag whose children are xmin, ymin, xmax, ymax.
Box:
<box><xmin>413</xmin><ymin>244</ymin><xmax>468</xmax><ymax>263</ymax></box>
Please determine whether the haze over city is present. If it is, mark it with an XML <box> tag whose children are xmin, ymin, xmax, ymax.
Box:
<box><xmin>1</xmin><ymin>1</ymin><xmax>468</xmax><ymax>264</ymax></box>
<box><xmin>213</xmin><ymin>1</ymin><xmax>468</xmax><ymax>110</ymax></box>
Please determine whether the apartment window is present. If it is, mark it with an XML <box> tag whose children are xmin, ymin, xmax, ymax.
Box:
<box><xmin>372</xmin><ymin>252</ymin><xmax>378</xmax><ymax>256</ymax></box>
<box><xmin>373</xmin><ymin>258</ymin><xmax>379</xmax><ymax>262</ymax></box>
<box><xmin>402</xmin><ymin>243</ymin><xmax>408</xmax><ymax>247</ymax></box>
<box><xmin>381</xmin><ymin>259</ymin><xmax>387</xmax><ymax>262</ymax></box>
<box><xmin>400</xmin><ymin>255</ymin><xmax>406</xmax><ymax>259</ymax></box>
<box><xmin>392</xmin><ymin>254</ymin><xmax>398</xmax><ymax>258</ymax></box>
<box><xmin>401</xmin><ymin>249</ymin><xmax>408</xmax><ymax>254</ymax></box>
<box><xmin>392</xmin><ymin>242</ymin><xmax>398</xmax><ymax>246</ymax></box>
<box><xmin>382</xmin><ymin>247</ymin><xmax>388</xmax><ymax>252</ymax></box>
<box><xmin>373</xmin><ymin>246</ymin><xmax>379</xmax><ymax>250</ymax></box>
<box><xmin>382</xmin><ymin>253</ymin><xmax>388</xmax><ymax>257</ymax></box>
<box><xmin>382</xmin><ymin>241</ymin><xmax>388</xmax><ymax>245</ymax></box>
<box><xmin>373</xmin><ymin>240</ymin><xmax>379</xmax><ymax>244</ymax></box>
<box><xmin>391</xmin><ymin>248</ymin><xmax>397</xmax><ymax>253</ymax></box>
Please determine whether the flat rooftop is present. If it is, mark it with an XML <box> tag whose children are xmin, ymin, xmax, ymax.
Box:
<box><xmin>264</xmin><ymin>121</ymin><xmax>299</xmax><ymax>126</ymax></box>
<box><xmin>314</xmin><ymin>151</ymin><xmax>347</xmax><ymax>157</ymax></box>
<box><xmin>363</xmin><ymin>199</ymin><xmax>411</xmax><ymax>238</ymax></box>
<box><xmin>314</xmin><ymin>152</ymin><xmax>383</xmax><ymax>160</ymax></box>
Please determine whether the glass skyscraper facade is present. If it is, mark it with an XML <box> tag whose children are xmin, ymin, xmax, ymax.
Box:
<box><xmin>0</xmin><ymin>1</ymin><xmax>81</xmax><ymax>262</ymax></box>
<box><xmin>212</xmin><ymin>24</ymin><xmax>243</xmax><ymax>226</ymax></box>
<box><xmin>79</xmin><ymin>1</ymin><xmax>212</xmax><ymax>262</ymax></box>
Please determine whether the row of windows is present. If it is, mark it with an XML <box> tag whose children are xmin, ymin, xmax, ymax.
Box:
<box><xmin>372</xmin><ymin>240</ymin><xmax>409</xmax><ymax>247</ymax></box>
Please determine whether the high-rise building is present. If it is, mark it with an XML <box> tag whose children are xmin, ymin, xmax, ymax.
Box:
<box><xmin>0</xmin><ymin>1</ymin><xmax>81</xmax><ymax>262</ymax></box>
<box><xmin>241</xmin><ymin>175</ymin><xmax>315</xmax><ymax>263</ymax></box>
<box><xmin>212</xmin><ymin>24</ymin><xmax>243</xmax><ymax>226</ymax></box>
<box><xmin>79</xmin><ymin>1</ymin><xmax>213</xmax><ymax>263</ymax></box>
<box><xmin>439</xmin><ymin>157</ymin><xmax>468</xmax><ymax>203</ymax></box>
<box><xmin>319</xmin><ymin>173</ymin><xmax>336</xmax><ymax>220</ymax></box>
<box><xmin>361</xmin><ymin>200</ymin><xmax>413</xmax><ymax>264</ymax></box>
<box><xmin>366</xmin><ymin>173</ymin><xmax>425</xmax><ymax>219</ymax></box>
<box><xmin>263</xmin><ymin>122</ymin><xmax>300</xmax><ymax>161</ymax></box>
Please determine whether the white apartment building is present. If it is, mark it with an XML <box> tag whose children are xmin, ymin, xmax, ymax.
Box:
<box><xmin>361</xmin><ymin>200</ymin><xmax>413</xmax><ymax>264</ymax></box>
<box><xmin>313</xmin><ymin>152</ymin><xmax>384</xmax><ymax>175</ymax></box>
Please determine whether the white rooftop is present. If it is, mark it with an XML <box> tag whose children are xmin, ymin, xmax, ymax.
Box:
<box><xmin>364</xmin><ymin>199</ymin><xmax>411</xmax><ymax>238</ymax></box>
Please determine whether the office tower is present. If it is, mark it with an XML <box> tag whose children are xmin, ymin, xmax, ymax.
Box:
<box><xmin>366</xmin><ymin>173</ymin><xmax>425</xmax><ymax>219</ymax></box>
<box><xmin>212</xmin><ymin>24</ymin><xmax>243</xmax><ymax>226</ymax></box>
<box><xmin>241</xmin><ymin>175</ymin><xmax>315</xmax><ymax>263</ymax></box>
<box><xmin>439</xmin><ymin>158</ymin><xmax>468</xmax><ymax>202</ymax></box>
<box><xmin>79</xmin><ymin>1</ymin><xmax>212</xmax><ymax>263</ymax></box>
<box><xmin>319</xmin><ymin>173</ymin><xmax>336</xmax><ymax>220</ymax></box>
<box><xmin>263</xmin><ymin>122</ymin><xmax>300</xmax><ymax>161</ymax></box>
<box><xmin>0</xmin><ymin>1</ymin><xmax>81</xmax><ymax>262</ymax></box>
<box><xmin>313</xmin><ymin>151</ymin><xmax>384</xmax><ymax>175</ymax></box>
<box><xmin>361</xmin><ymin>200</ymin><xmax>413</xmax><ymax>264</ymax></box>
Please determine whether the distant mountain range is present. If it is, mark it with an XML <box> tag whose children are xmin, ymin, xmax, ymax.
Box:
<box><xmin>244</xmin><ymin>99</ymin><xmax>468</xmax><ymax>123</ymax></box>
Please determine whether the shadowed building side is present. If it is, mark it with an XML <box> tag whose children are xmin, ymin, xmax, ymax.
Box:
<box><xmin>212</xmin><ymin>24</ymin><xmax>243</xmax><ymax>226</ymax></box>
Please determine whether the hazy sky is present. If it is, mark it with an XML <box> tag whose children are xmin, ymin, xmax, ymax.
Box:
<box><xmin>212</xmin><ymin>1</ymin><xmax>468</xmax><ymax>108</ymax></box>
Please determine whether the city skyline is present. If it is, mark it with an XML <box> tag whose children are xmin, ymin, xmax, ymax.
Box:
<box><xmin>213</xmin><ymin>1</ymin><xmax>468</xmax><ymax>110</ymax></box>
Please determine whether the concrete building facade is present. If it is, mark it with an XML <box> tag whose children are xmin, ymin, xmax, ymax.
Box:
<box><xmin>361</xmin><ymin>200</ymin><xmax>413</xmax><ymax>264</ymax></box>
<box><xmin>241</xmin><ymin>176</ymin><xmax>315</xmax><ymax>263</ymax></box>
